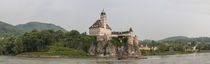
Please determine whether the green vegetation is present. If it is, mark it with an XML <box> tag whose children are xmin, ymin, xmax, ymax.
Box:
<box><xmin>160</xmin><ymin>36</ymin><xmax>190</xmax><ymax>41</ymax></box>
<box><xmin>0</xmin><ymin>21</ymin><xmax>67</xmax><ymax>37</ymax></box>
<box><xmin>0</xmin><ymin>21</ymin><xmax>24</xmax><ymax>37</ymax></box>
<box><xmin>3</xmin><ymin>20</ymin><xmax>210</xmax><ymax>57</ymax></box>
<box><xmin>0</xmin><ymin>29</ymin><xmax>95</xmax><ymax>57</ymax></box>
<box><xmin>111</xmin><ymin>36</ymin><xmax>127</xmax><ymax>46</ymax></box>
<box><xmin>140</xmin><ymin>40</ymin><xmax>195</xmax><ymax>56</ymax></box>
<box><xmin>140</xmin><ymin>37</ymin><xmax>210</xmax><ymax>56</ymax></box>
<box><xmin>160</xmin><ymin>36</ymin><xmax>210</xmax><ymax>43</ymax></box>
<box><xmin>21</xmin><ymin>46</ymin><xmax>90</xmax><ymax>57</ymax></box>
<box><xmin>157</xmin><ymin>43</ymin><xmax>169</xmax><ymax>52</ymax></box>
<box><xmin>141</xmin><ymin>50</ymin><xmax>193</xmax><ymax>56</ymax></box>
<box><xmin>16</xmin><ymin>22</ymin><xmax>67</xmax><ymax>32</ymax></box>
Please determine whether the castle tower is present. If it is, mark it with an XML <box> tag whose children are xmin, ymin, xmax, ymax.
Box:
<box><xmin>100</xmin><ymin>9</ymin><xmax>107</xmax><ymax>29</ymax></box>
<box><xmin>127</xmin><ymin>27</ymin><xmax>135</xmax><ymax>45</ymax></box>
<box><xmin>134</xmin><ymin>35</ymin><xmax>139</xmax><ymax>46</ymax></box>
<box><xmin>129</xmin><ymin>27</ymin><xmax>133</xmax><ymax>37</ymax></box>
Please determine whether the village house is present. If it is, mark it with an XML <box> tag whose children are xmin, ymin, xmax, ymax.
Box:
<box><xmin>185</xmin><ymin>42</ymin><xmax>198</xmax><ymax>51</ymax></box>
<box><xmin>139</xmin><ymin>44</ymin><xmax>151</xmax><ymax>50</ymax></box>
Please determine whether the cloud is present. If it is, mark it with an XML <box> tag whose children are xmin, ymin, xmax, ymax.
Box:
<box><xmin>0</xmin><ymin>0</ymin><xmax>210</xmax><ymax>40</ymax></box>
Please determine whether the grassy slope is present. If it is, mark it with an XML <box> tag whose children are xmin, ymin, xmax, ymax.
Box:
<box><xmin>20</xmin><ymin>46</ymin><xmax>90</xmax><ymax>57</ymax></box>
<box><xmin>20</xmin><ymin>41</ymin><xmax>90</xmax><ymax>57</ymax></box>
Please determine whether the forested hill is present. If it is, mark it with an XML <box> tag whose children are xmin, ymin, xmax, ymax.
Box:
<box><xmin>160</xmin><ymin>36</ymin><xmax>190</xmax><ymax>41</ymax></box>
<box><xmin>0</xmin><ymin>21</ymin><xmax>24</xmax><ymax>37</ymax></box>
<box><xmin>16</xmin><ymin>22</ymin><xmax>67</xmax><ymax>32</ymax></box>
<box><xmin>0</xmin><ymin>21</ymin><xmax>67</xmax><ymax>37</ymax></box>
<box><xmin>159</xmin><ymin>36</ymin><xmax>210</xmax><ymax>43</ymax></box>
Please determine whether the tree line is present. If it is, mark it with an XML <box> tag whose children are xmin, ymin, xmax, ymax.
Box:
<box><xmin>0</xmin><ymin>29</ymin><xmax>96</xmax><ymax>55</ymax></box>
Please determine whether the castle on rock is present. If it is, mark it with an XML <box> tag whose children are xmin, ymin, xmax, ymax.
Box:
<box><xmin>89</xmin><ymin>10</ymin><xmax>138</xmax><ymax>45</ymax></box>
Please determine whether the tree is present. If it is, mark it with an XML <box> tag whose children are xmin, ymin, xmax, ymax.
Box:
<box><xmin>55</xmin><ymin>30</ymin><xmax>65</xmax><ymax>41</ymax></box>
<box><xmin>174</xmin><ymin>44</ymin><xmax>184</xmax><ymax>51</ymax></box>
<box><xmin>65</xmin><ymin>30</ymin><xmax>80</xmax><ymax>37</ymax></box>
<box><xmin>157</xmin><ymin>43</ymin><xmax>169</xmax><ymax>52</ymax></box>
<box><xmin>22</xmin><ymin>30</ymin><xmax>57</xmax><ymax>52</ymax></box>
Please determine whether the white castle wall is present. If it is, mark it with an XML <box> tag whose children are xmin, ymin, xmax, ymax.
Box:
<box><xmin>89</xmin><ymin>28</ymin><xmax>101</xmax><ymax>36</ymax></box>
<box><xmin>89</xmin><ymin>28</ymin><xmax>112</xmax><ymax>36</ymax></box>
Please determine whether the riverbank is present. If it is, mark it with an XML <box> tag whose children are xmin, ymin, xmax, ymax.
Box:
<box><xmin>141</xmin><ymin>50</ymin><xmax>194</xmax><ymax>56</ymax></box>
<box><xmin>17</xmin><ymin>50</ymin><xmax>209</xmax><ymax>58</ymax></box>
<box><xmin>0</xmin><ymin>50</ymin><xmax>205</xmax><ymax>59</ymax></box>
<box><xmin>17</xmin><ymin>51</ymin><xmax>90</xmax><ymax>58</ymax></box>
<box><xmin>141</xmin><ymin>50</ymin><xmax>210</xmax><ymax>56</ymax></box>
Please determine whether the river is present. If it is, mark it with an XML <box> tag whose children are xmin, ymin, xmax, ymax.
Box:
<box><xmin>0</xmin><ymin>53</ymin><xmax>210</xmax><ymax>64</ymax></box>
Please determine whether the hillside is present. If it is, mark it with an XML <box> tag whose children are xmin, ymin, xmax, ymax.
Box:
<box><xmin>16</xmin><ymin>22</ymin><xmax>67</xmax><ymax>32</ymax></box>
<box><xmin>0</xmin><ymin>21</ymin><xmax>68</xmax><ymax>37</ymax></box>
<box><xmin>0</xmin><ymin>21</ymin><xmax>24</xmax><ymax>37</ymax></box>
<box><xmin>160</xmin><ymin>36</ymin><xmax>210</xmax><ymax>43</ymax></box>
<box><xmin>160</xmin><ymin>36</ymin><xmax>190</xmax><ymax>41</ymax></box>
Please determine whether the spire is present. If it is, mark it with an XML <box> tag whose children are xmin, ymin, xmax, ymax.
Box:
<box><xmin>101</xmin><ymin>9</ymin><xmax>106</xmax><ymax>15</ymax></box>
<box><xmin>129</xmin><ymin>27</ymin><xmax>133</xmax><ymax>32</ymax></box>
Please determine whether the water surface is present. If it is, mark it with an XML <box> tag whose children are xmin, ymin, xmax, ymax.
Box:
<box><xmin>0</xmin><ymin>53</ymin><xmax>210</xmax><ymax>64</ymax></box>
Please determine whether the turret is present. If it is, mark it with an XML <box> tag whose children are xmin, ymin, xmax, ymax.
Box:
<box><xmin>134</xmin><ymin>35</ymin><xmax>139</xmax><ymax>46</ymax></box>
<box><xmin>129</xmin><ymin>27</ymin><xmax>133</xmax><ymax>32</ymax></box>
<box><xmin>129</xmin><ymin>27</ymin><xmax>133</xmax><ymax>37</ymax></box>
<box><xmin>100</xmin><ymin>9</ymin><xmax>107</xmax><ymax>29</ymax></box>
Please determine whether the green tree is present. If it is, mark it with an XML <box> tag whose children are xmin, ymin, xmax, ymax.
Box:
<box><xmin>157</xmin><ymin>43</ymin><xmax>169</xmax><ymax>52</ymax></box>
<box><xmin>174</xmin><ymin>44</ymin><xmax>184</xmax><ymax>51</ymax></box>
<box><xmin>65</xmin><ymin>30</ymin><xmax>80</xmax><ymax>37</ymax></box>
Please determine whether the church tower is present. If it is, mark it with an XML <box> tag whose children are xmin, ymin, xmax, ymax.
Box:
<box><xmin>100</xmin><ymin>9</ymin><xmax>107</xmax><ymax>29</ymax></box>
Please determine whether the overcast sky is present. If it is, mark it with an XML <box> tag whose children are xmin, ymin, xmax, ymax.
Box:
<box><xmin>0</xmin><ymin>0</ymin><xmax>210</xmax><ymax>40</ymax></box>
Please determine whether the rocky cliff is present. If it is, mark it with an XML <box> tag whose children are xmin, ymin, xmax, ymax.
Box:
<box><xmin>88</xmin><ymin>37</ymin><xmax>141</xmax><ymax>57</ymax></box>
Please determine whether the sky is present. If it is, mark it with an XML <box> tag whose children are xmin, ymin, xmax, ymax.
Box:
<box><xmin>0</xmin><ymin>0</ymin><xmax>210</xmax><ymax>40</ymax></box>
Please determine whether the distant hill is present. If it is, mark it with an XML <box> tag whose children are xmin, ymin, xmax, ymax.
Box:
<box><xmin>0</xmin><ymin>21</ymin><xmax>24</xmax><ymax>37</ymax></box>
<box><xmin>139</xmin><ymin>39</ymin><xmax>154</xmax><ymax>42</ymax></box>
<box><xmin>0</xmin><ymin>21</ymin><xmax>68</xmax><ymax>37</ymax></box>
<box><xmin>160</xmin><ymin>36</ymin><xmax>190</xmax><ymax>41</ymax></box>
<box><xmin>16</xmin><ymin>22</ymin><xmax>67</xmax><ymax>32</ymax></box>
<box><xmin>160</xmin><ymin>36</ymin><xmax>210</xmax><ymax>43</ymax></box>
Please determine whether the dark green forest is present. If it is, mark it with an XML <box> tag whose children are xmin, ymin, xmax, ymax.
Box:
<box><xmin>0</xmin><ymin>29</ymin><xmax>96</xmax><ymax>57</ymax></box>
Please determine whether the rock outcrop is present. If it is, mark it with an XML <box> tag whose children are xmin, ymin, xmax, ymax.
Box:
<box><xmin>89</xmin><ymin>37</ymin><xmax>141</xmax><ymax>57</ymax></box>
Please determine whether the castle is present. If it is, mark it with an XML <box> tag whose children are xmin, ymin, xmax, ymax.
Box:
<box><xmin>89</xmin><ymin>10</ymin><xmax>138</xmax><ymax>45</ymax></box>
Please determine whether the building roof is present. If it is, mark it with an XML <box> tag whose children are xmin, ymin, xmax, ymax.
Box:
<box><xmin>89</xmin><ymin>20</ymin><xmax>112</xmax><ymax>30</ymax></box>
<box><xmin>112</xmin><ymin>31</ymin><xmax>130</xmax><ymax>35</ymax></box>
<box><xmin>101</xmin><ymin>9</ymin><xmax>106</xmax><ymax>15</ymax></box>
<box><xmin>129</xmin><ymin>27</ymin><xmax>133</xmax><ymax>32</ymax></box>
